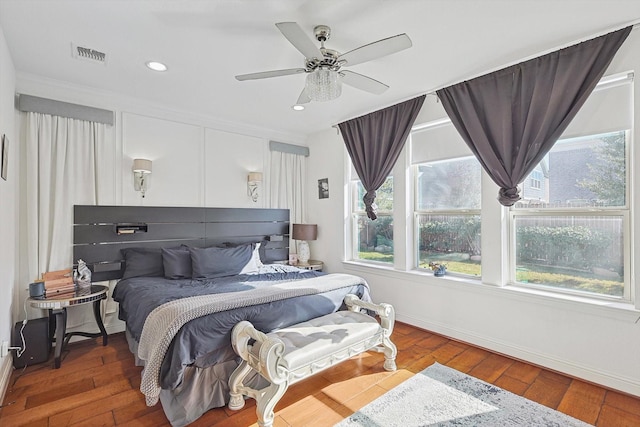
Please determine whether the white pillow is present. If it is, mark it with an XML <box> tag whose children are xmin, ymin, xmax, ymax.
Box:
<box><xmin>240</xmin><ymin>242</ymin><xmax>263</xmax><ymax>274</ymax></box>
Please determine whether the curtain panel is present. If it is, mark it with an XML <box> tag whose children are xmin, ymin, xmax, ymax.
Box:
<box><xmin>339</xmin><ymin>95</ymin><xmax>425</xmax><ymax>219</ymax></box>
<box><xmin>269</xmin><ymin>150</ymin><xmax>306</xmax><ymax>252</ymax></box>
<box><xmin>436</xmin><ymin>26</ymin><xmax>631</xmax><ymax>206</ymax></box>
<box><xmin>24</xmin><ymin>112</ymin><xmax>110</xmax><ymax>325</ymax></box>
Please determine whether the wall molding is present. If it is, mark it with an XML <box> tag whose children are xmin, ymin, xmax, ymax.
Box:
<box><xmin>396</xmin><ymin>312</ymin><xmax>640</xmax><ymax>398</ymax></box>
<box><xmin>15</xmin><ymin>72</ymin><xmax>306</xmax><ymax>144</ymax></box>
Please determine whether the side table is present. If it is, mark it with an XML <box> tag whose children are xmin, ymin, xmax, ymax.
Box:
<box><xmin>28</xmin><ymin>284</ymin><xmax>108</xmax><ymax>368</ymax></box>
<box><xmin>296</xmin><ymin>260</ymin><xmax>324</xmax><ymax>271</ymax></box>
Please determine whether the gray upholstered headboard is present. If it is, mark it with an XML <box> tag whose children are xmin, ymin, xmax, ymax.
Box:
<box><xmin>73</xmin><ymin>205</ymin><xmax>290</xmax><ymax>281</ymax></box>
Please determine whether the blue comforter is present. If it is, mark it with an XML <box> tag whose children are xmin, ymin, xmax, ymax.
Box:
<box><xmin>112</xmin><ymin>265</ymin><xmax>371</xmax><ymax>389</ymax></box>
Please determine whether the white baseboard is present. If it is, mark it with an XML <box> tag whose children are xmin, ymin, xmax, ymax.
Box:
<box><xmin>0</xmin><ymin>353</ymin><xmax>13</xmax><ymax>406</ymax></box>
<box><xmin>396</xmin><ymin>313</ymin><xmax>640</xmax><ymax>397</ymax></box>
<box><xmin>105</xmin><ymin>320</ymin><xmax>125</xmax><ymax>335</ymax></box>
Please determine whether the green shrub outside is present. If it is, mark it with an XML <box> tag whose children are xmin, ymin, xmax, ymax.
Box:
<box><xmin>516</xmin><ymin>225</ymin><xmax>616</xmax><ymax>271</ymax></box>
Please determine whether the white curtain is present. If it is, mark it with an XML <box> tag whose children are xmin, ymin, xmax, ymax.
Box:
<box><xmin>269</xmin><ymin>151</ymin><xmax>306</xmax><ymax>252</ymax></box>
<box><xmin>23</xmin><ymin>112</ymin><xmax>108</xmax><ymax>326</ymax></box>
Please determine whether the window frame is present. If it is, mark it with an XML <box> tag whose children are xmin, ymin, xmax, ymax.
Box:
<box><xmin>342</xmin><ymin>71</ymin><xmax>636</xmax><ymax>308</ymax></box>
<box><xmin>508</xmin><ymin>129</ymin><xmax>632</xmax><ymax>302</ymax></box>
<box><xmin>349</xmin><ymin>177</ymin><xmax>394</xmax><ymax>266</ymax></box>
<box><xmin>413</xmin><ymin>156</ymin><xmax>482</xmax><ymax>277</ymax></box>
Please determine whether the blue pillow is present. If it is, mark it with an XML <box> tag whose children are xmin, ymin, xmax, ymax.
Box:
<box><xmin>162</xmin><ymin>247</ymin><xmax>192</xmax><ymax>279</ymax></box>
<box><xmin>190</xmin><ymin>245</ymin><xmax>253</xmax><ymax>279</ymax></box>
<box><xmin>121</xmin><ymin>247</ymin><xmax>164</xmax><ymax>279</ymax></box>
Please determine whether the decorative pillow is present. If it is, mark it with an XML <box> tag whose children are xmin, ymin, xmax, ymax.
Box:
<box><xmin>162</xmin><ymin>246</ymin><xmax>192</xmax><ymax>279</ymax></box>
<box><xmin>257</xmin><ymin>239</ymin><xmax>269</xmax><ymax>264</ymax></box>
<box><xmin>121</xmin><ymin>247</ymin><xmax>164</xmax><ymax>279</ymax></box>
<box><xmin>239</xmin><ymin>242</ymin><xmax>262</xmax><ymax>274</ymax></box>
<box><xmin>190</xmin><ymin>244</ymin><xmax>254</xmax><ymax>279</ymax></box>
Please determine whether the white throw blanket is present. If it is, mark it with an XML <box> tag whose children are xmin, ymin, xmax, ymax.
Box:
<box><xmin>138</xmin><ymin>273</ymin><xmax>366</xmax><ymax>405</ymax></box>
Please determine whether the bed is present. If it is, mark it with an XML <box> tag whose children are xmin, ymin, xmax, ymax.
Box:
<box><xmin>73</xmin><ymin>205</ymin><xmax>371</xmax><ymax>426</ymax></box>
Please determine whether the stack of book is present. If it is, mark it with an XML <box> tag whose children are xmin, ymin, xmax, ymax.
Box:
<box><xmin>41</xmin><ymin>269</ymin><xmax>75</xmax><ymax>297</ymax></box>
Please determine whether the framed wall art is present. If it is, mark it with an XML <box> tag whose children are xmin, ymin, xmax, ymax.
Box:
<box><xmin>318</xmin><ymin>178</ymin><xmax>329</xmax><ymax>199</ymax></box>
<box><xmin>1</xmin><ymin>134</ymin><xmax>7</xmax><ymax>181</ymax></box>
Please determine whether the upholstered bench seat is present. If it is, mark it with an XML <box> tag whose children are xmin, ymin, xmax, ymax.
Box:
<box><xmin>227</xmin><ymin>294</ymin><xmax>397</xmax><ymax>427</ymax></box>
<box><xmin>273</xmin><ymin>310</ymin><xmax>383</xmax><ymax>373</ymax></box>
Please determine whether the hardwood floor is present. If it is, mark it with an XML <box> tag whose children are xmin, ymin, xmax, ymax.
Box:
<box><xmin>1</xmin><ymin>323</ymin><xmax>639</xmax><ymax>426</ymax></box>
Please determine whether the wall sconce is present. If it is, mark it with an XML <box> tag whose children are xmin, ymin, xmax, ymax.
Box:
<box><xmin>132</xmin><ymin>158</ymin><xmax>152</xmax><ymax>198</ymax></box>
<box><xmin>247</xmin><ymin>172</ymin><xmax>262</xmax><ymax>202</ymax></box>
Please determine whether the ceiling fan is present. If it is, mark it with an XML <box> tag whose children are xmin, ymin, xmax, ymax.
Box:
<box><xmin>235</xmin><ymin>22</ymin><xmax>412</xmax><ymax>104</ymax></box>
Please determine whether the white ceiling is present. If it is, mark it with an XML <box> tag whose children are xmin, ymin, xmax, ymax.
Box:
<box><xmin>1</xmin><ymin>0</ymin><xmax>640</xmax><ymax>140</ymax></box>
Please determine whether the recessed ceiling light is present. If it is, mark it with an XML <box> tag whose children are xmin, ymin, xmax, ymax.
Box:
<box><xmin>292</xmin><ymin>105</ymin><xmax>305</xmax><ymax>111</ymax></box>
<box><xmin>146</xmin><ymin>61</ymin><xmax>168</xmax><ymax>72</ymax></box>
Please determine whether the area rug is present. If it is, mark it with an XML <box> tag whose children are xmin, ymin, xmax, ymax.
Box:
<box><xmin>335</xmin><ymin>362</ymin><xmax>591</xmax><ymax>426</ymax></box>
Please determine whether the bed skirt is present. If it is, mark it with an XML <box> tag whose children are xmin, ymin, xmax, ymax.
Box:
<box><xmin>125</xmin><ymin>329</ymin><xmax>261</xmax><ymax>426</ymax></box>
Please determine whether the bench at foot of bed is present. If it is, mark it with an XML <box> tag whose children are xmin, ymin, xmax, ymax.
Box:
<box><xmin>227</xmin><ymin>294</ymin><xmax>397</xmax><ymax>427</ymax></box>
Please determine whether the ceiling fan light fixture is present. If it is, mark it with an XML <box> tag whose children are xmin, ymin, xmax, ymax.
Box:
<box><xmin>305</xmin><ymin>68</ymin><xmax>341</xmax><ymax>102</ymax></box>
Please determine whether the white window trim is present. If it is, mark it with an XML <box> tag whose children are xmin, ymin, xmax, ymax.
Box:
<box><xmin>341</xmin><ymin>260</ymin><xmax>640</xmax><ymax>324</ymax></box>
<box><xmin>508</xmin><ymin>209</ymin><xmax>631</xmax><ymax>302</ymax></box>
<box><xmin>346</xmin><ymin>162</ymin><xmax>396</xmax><ymax>266</ymax></box>
<box><xmin>412</xmin><ymin>155</ymin><xmax>482</xmax><ymax>276</ymax></box>
<box><xmin>342</xmin><ymin>72</ymin><xmax>638</xmax><ymax>311</ymax></box>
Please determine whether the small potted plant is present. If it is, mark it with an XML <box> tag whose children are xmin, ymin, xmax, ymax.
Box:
<box><xmin>428</xmin><ymin>262</ymin><xmax>447</xmax><ymax>277</ymax></box>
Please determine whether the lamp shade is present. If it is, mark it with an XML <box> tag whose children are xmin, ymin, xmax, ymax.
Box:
<box><xmin>132</xmin><ymin>158</ymin><xmax>152</xmax><ymax>173</ymax></box>
<box><xmin>248</xmin><ymin>172</ymin><xmax>263</xmax><ymax>182</ymax></box>
<box><xmin>292</xmin><ymin>224</ymin><xmax>317</xmax><ymax>241</ymax></box>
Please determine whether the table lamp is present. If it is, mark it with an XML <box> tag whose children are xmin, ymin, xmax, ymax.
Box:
<box><xmin>292</xmin><ymin>224</ymin><xmax>317</xmax><ymax>265</ymax></box>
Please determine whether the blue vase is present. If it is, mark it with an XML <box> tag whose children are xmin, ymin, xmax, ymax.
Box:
<box><xmin>434</xmin><ymin>266</ymin><xmax>446</xmax><ymax>277</ymax></box>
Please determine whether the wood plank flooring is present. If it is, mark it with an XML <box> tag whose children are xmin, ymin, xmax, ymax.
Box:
<box><xmin>1</xmin><ymin>323</ymin><xmax>639</xmax><ymax>426</ymax></box>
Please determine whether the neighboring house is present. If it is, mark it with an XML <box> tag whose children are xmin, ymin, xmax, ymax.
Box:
<box><xmin>547</xmin><ymin>140</ymin><xmax>600</xmax><ymax>205</ymax></box>
<box><xmin>520</xmin><ymin>159</ymin><xmax>549</xmax><ymax>204</ymax></box>
<box><xmin>520</xmin><ymin>137</ymin><xmax>606</xmax><ymax>207</ymax></box>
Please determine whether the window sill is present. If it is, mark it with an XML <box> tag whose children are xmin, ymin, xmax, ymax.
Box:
<box><xmin>342</xmin><ymin>260</ymin><xmax>640</xmax><ymax>323</ymax></box>
<box><xmin>499</xmin><ymin>284</ymin><xmax>640</xmax><ymax>322</ymax></box>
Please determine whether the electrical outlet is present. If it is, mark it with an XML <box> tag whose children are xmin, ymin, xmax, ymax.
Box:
<box><xmin>1</xmin><ymin>341</ymin><xmax>8</xmax><ymax>358</ymax></box>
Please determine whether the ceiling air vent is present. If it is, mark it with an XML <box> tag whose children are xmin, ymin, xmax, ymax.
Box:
<box><xmin>71</xmin><ymin>43</ymin><xmax>107</xmax><ymax>65</ymax></box>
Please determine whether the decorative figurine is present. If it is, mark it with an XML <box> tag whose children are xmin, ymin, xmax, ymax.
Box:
<box><xmin>75</xmin><ymin>259</ymin><xmax>92</xmax><ymax>289</ymax></box>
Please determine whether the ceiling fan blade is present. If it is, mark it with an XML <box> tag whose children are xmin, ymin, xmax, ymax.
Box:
<box><xmin>235</xmin><ymin>68</ymin><xmax>306</xmax><ymax>81</ymax></box>
<box><xmin>338</xmin><ymin>34</ymin><xmax>412</xmax><ymax>67</ymax></box>
<box><xmin>297</xmin><ymin>89</ymin><xmax>311</xmax><ymax>104</ymax></box>
<box><xmin>276</xmin><ymin>22</ymin><xmax>323</xmax><ymax>59</ymax></box>
<box><xmin>340</xmin><ymin>70</ymin><xmax>389</xmax><ymax>95</ymax></box>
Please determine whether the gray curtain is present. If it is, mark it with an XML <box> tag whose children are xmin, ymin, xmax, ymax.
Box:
<box><xmin>436</xmin><ymin>26</ymin><xmax>631</xmax><ymax>206</ymax></box>
<box><xmin>339</xmin><ymin>95</ymin><xmax>425</xmax><ymax>219</ymax></box>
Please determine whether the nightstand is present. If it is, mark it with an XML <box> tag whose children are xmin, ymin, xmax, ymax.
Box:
<box><xmin>296</xmin><ymin>260</ymin><xmax>323</xmax><ymax>271</ymax></box>
<box><xmin>28</xmin><ymin>285</ymin><xmax>108</xmax><ymax>368</ymax></box>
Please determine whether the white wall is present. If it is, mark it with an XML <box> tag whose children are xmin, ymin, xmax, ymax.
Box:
<box><xmin>0</xmin><ymin>23</ymin><xmax>17</xmax><ymax>402</ymax></box>
<box><xmin>204</xmin><ymin>129</ymin><xmax>268</xmax><ymax>208</ymax></box>
<box><xmin>306</xmin><ymin>128</ymin><xmax>347</xmax><ymax>269</ymax></box>
<box><xmin>306</xmin><ymin>30</ymin><xmax>640</xmax><ymax>396</ymax></box>
<box><xmin>11</xmin><ymin>72</ymin><xmax>304</xmax><ymax>336</ymax></box>
<box><xmin>122</xmin><ymin>113</ymin><xmax>204</xmax><ymax>206</ymax></box>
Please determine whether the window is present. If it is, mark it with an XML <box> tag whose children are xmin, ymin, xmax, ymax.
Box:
<box><xmin>411</xmin><ymin>120</ymin><xmax>482</xmax><ymax>277</ymax></box>
<box><xmin>415</xmin><ymin>157</ymin><xmax>482</xmax><ymax>276</ymax></box>
<box><xmin>344</xmin><ymin>72</ymin><xmax>633</xmax><ymax>304</ymax></box>
<box><xmin>510</xmin><ymin>72</ymin><xmax>632</xmax><ymax>300</ymax></box>
<box><xmin>350</xmin><ymin>176</ymin><xmax>394</xmax><ymax>264</ymax></box>
<box><xmin>530</xmin><ymin>170</ymin><xmax>542</xmax><ymax>189</ymax></box>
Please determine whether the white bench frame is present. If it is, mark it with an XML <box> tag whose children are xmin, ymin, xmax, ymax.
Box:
<box><xmin>227</xmin><ymin>294</ymin><xmax>397</xmax><ymax>427</ymax></box>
